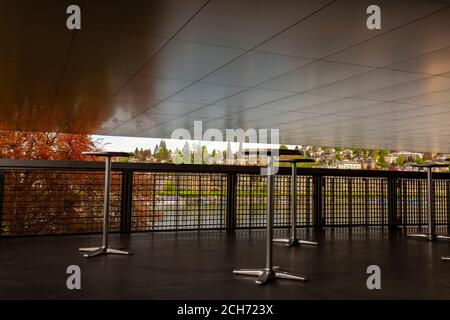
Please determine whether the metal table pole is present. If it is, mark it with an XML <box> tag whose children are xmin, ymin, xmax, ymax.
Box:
<box><xmin>79</xmin><ymin>152</ymin><xmax>132</xmax><ymax>258</ymax></box>
<box><xmin>408</xmin><ymin>163</ymin><xmax>450</xmax><ymax>242</ymax></box>
<box><xmin>408</xmin><ymin>167</ymin><xmax>435</xmax><ymax>240</ymax></box>
<box><xmin>233</xmin><ymin>152</ymin><xmax>307</xmax><ymax>285</ymax></box>
<box><xmin>273</xmin><ymin>160</ymin><xmax>318</xmax><ymax>247</ymax></box>
<box><xmin>427</xmin><ymin>167</ymin><xmax>435</xmax><ymax>240</ymax></box>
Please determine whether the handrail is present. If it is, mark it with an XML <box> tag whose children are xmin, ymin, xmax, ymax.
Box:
<box><xmin>0</xmin><ymin>159</ymin><xmax>448</xmax><ymax>179</ymax></box>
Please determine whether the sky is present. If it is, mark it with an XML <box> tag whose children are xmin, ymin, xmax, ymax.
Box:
<box><xmin>92</xmin><ymin>135</ymin><xmax>301</xmax><ymax>153</ymax></box>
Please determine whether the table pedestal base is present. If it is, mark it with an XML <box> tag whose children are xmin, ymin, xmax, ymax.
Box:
<box><xmin>233</xmin><ymin>153</ymin><xmax>311</xmax><ymax>286</ymax></box>
<box><xmin>407</xmin><ymin>233</ymin><xmax>450</xmax><ymax>241</ymax></box>
<box><xmin>233</xmin><ymin>267</ymin><xmax>307</xmax><ymax>285</ymax></box>
<box><xmin>79</xmin><ymin>246</ymin><xmax>132</xmax><ymax>258</ymax></box>
<box><xmin>273</xmin><ymin>237</ymin><xmax>319</xmax><ymax>247</ymax></box>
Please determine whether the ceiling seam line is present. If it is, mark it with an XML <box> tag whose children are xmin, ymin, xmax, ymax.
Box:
<box><xmin>185</xmin><ymin>62</ymin><xmax>450</xmax><ymax>133</ymax></box>
<box><xmin>92</xmin><ymin>0</ymin><xmax>212</xmax><ymax>119</ymax></box>
<box><xmin>106</xmin><ymin>0</ymin><xmax>339</xmax><ymax>134</ymax></box>
<box><xmin>127</xmin><ymin>5</ymin><xmax>450</xmax><ymax>135</ymax></box>
<box><xmin>250</xmin><ymin>84</ymin><xmax>450</xmax><ymax>132</ymax></box>
<box><xmin>140</xmin><ymin>70</ymin><xmax>437</xmax><ymax>136</ymax></box>
<box><xmin>273</xmin><ymin>100</ymin><xmax>450</xmax><ymax>132</ymax></box>
<box><xmin>46</xmin><ymin>0</ymin><xmax>86</xmax><ymax>130</ymax></box>
<box><xmin>195</xmin><ymin>79</ymin><xmax>450</xmax><ymax>139</ymax></box>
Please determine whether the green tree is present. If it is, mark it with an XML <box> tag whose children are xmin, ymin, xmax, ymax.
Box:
<box><xmin>211</xmin><ymin>149</ymin><xmax>217</xmax><ymax>164</ymax></box>
<box><xmin>155</xmin><ymin>140</ymin><xmax>171</xmax><ymax>162</ymax></box>
<box><xmin>415</xmin><ymin>157</ymin><xmax>425</xmax><ymax>164</ymax></box>
<box><xmin>352</xmin><ymin>148</ymin><xmax>362</xmax><ymax>157</ymax></box>
<box><xmin>371</xmin><ymin>149</ymin><xmax>380</xmax><ymax>160</ymax></box>
<box><xmin>225</xmin><ymin>141</ymin><xmax>233</xmax><ymax>163</ymax></box>
<box><xmin>181</xmin><ymin>141</ymin><xmax>191</xmax><ymax>164</ymax></box>
<box><xmin>396</xmin><ymin>155</ymin><xmax>406</xmax><ymax>166</ymax></box>
<box><xmin>376</xmin><ymin>150</ymin><xmax>390</xmax><ymax>167</ymax></box>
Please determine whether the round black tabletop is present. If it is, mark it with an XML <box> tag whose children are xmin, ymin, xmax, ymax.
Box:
<box><xmin>82</xmin><ymin>151</ymin><xmax>132</xmax><ymax>157</ymax></box>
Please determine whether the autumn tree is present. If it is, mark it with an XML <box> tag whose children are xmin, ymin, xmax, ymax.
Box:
<box><xmin>0</xmin><ymin>131</ymin><xmax>163</xmax><ymax>236</ymax></box>
<box><xmin>0</xmin><ymin>131</ymin><xmax>110</xmax><ymax>236</ymax></box>
<box><xmin>0</xmin><ymin>131</ymin><xmax>96</xmax><ymax>160</ymax></box>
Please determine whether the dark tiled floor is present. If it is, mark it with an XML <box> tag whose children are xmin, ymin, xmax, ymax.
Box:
<box><xmin>1</xmin><ymin>227</ymin><xmax>450</xmax><ymax>299</ymax></box>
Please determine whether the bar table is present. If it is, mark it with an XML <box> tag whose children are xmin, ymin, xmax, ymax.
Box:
<box><xmin>274</xmin><ymin>158</ymin><xmax>318</xmax><ymax>247</ymax></box>
<box><xmin>407</xmin><ymin>162</ymin><xmax>450</xmax><ymax>242</ymax></box>
<box><xmin>233</xmin><ymin>149</ymin><xmax>311</xmax><ymax>285</ymax></box>
<box><xmin>79</xmin><ymin>151</ymin><xmax>133</xmax><ymax>258</ymax></box>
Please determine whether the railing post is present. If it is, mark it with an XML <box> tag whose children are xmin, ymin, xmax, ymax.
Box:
<box><xmin>0</xmin><ymin>170</ymin><xmax>4</xmax><ymax>237</ymax></box>
<box><xmin>447</xmin><ymin>180</ymin><xmax>450</xmax><ymax>227</ymax></box>
<box><xmin>388</xmin><ymin>177</ymin><xmax>398</xmax><ymax>230</ymax></box>
<box><xmin>348</xmin><ymin>178</ymin><xmax>353</xmax><ymax>226</ymax></box>
<box><xmin>120</xmin><ymin>170</ymin><xmax>133</xmax><ymax>233</ymax></box>
<box><xmin>313</xmin><ymin>175</ymin><xmax>324</xmax><ymax>230</ymax></box>
<box><xmin>226</xmin><ymin>172</ymin><xmax>237</xmax><ymax>231</ymax></box>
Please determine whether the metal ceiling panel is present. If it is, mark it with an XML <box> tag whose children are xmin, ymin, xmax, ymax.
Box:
<box><xmin>174</xmin><ymin>0</ymin><xmax>332</xmax><ymax>49</ymax></box>
<box><xmin>138</xmin><ymin>40</ymin><xmax>244</xmax><ymax>80</ymax></box>
<box><xmin>1</xmin><ymin>0</ymin><xmax>450</xmax><ymax>152</ymax></box>
<box><xmin>258</xmin><ymin>61</ymin><xmax>372</xmax><ymax>93</ymax></box>
<box><xmin>203</xmin><ymin>51</ymin><xmax>313</xmax><ymax>87</ymax></box>
<box><xmin>329</xmin><ymin>7</ymin><xmax>450</xmax><ymax>67</ymax></box>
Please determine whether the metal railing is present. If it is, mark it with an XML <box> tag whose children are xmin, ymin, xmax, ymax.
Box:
<box><xmin>0</xmin><ymin>159</ymin><xmax>449</xmax><ymax>237</ymax></box>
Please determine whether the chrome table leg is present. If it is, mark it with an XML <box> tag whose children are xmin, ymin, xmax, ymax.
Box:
<box><xmin>78</xmin><ymin>155</ymin><xmax>132</xmax><ymax>258</ymax></box>
<box><xmin>273</xmin><ymin>161</ymin><xmax>318</xmax><ymax>247</ymax></box>
<box><xmin>233</xmin><ymin>154</ymin><xmax>307</xmax><ymax>285</ymax></box>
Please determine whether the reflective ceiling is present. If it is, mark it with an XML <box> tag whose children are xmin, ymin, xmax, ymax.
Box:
<box><xmin>1</xmin><ymin>0</ymin><xmax>450</xmax><ymax>151</ymax></box>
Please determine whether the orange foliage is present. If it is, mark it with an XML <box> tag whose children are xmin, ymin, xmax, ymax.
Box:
<box><xmin>0</xmin><ymin>131</ymin><xmax>111</xmax><ymax>236</ymax></box>
<box><xmin>0</xmin><ymin>131</ymin><xmax>97</xmax><ymax>160</ymax></box>
<box><xmin>0</xmin><ymin>131</ymin><xmax>159</xmax><ymax>236</ymax></box>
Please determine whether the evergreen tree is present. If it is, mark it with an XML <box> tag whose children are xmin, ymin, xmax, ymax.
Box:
<box><xmin>211</xmin><ymin>149</ymin><xmax>217</xmax><ymax>164</ymax></box>
<box><xmin>202</xmin><ymin>145</ymin><xmax>209</xmax><ymax>164</ymax></box>
<box><xmin>182</xmin><ymin>141</ymin><xmax>191</xmax><ymax>164</ymax></box>
<box><xmin>155</xmin><ymin>140</ymin><xmax>171</xmax><ymax>162</ymax></box>
<box><xmin>237</xmin><ymin>142</ymin><xmax>244</xmax><ymax>164</ymax></box>
<box><xmin>226</xmin><ymin>141</ymin><xmax>233</xmax><ymax>164</ymax></box>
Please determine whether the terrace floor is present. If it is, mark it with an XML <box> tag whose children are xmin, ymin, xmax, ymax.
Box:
<box><xmin>1</xmin><ymin>227</ymin><xmax>450</xmax><ymax>299</ymax></box>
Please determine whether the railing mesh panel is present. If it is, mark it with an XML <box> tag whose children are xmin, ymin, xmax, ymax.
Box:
<box><xmin>235</xmin><ymin>174</ymin><xmax>314</xmax><ymax>228</ymax></box>
<box><xmin>1</xmin><ymin>166</ymin><xmax>450</xmax><ymax>236</ymax></box>
<box><xmin>1</xmin><ymin>170</ymin><xmax>122</xmax><ymax>236</ymax></box>
<box><xmin>397</xmin><ymin>179</ymin><xmax>450</xmax><ymax>225</ymax></box>
<box><xmin>131</xmin><ymin>172</ymin><xmax>227</xmax><ymax>231</ymax></box>
<box><xmin>323</xmin><ymin>177</ymin><xmax>388</xmax><ymax>226</ymax></box>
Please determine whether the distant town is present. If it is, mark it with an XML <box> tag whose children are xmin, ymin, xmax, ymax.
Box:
<box><xmin>123</xmin><ymin>140</ymin><xmax>450</xmax><ymax>171</ymax></box>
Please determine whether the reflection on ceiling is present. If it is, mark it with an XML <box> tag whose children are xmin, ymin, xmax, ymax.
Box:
<box><xmin>1</xmin><ymin>0</ymin><xmax>450</xmax><ymax>151</ymax></box>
